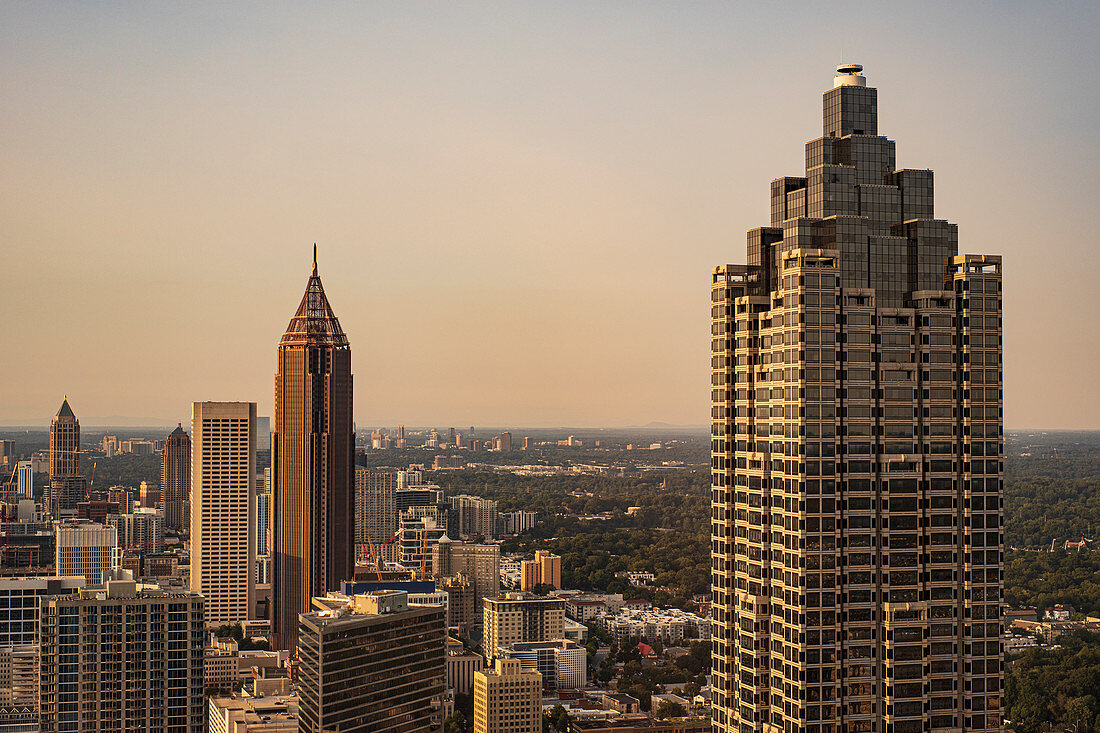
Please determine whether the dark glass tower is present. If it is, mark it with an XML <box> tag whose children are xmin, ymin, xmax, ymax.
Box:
<box><xmin>271</xmin><ymin>248</ymin><xmax>355</xmax><ymax>652</ymax></box>
<box><xmin>48</xmin><ymin>397</ymin><xmax>84</xmax><ymax>516</ymax></box>
<box><xmin>711</xmin><ymin>65</ymin><xmax>1004</xmax><ymax>733</ymax></box>
<box><xmin>160</xmin><ymin>423</ymin><xmax>191</xmax><ymax>533</ymax></box>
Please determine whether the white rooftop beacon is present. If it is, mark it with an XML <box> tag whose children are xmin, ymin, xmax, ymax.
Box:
<box><xmin>834</xmin><ymin>62</ymin><xmax>866</xmax><ymax>87</ymax></box>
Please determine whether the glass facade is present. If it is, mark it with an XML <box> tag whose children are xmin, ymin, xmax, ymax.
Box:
<box><xmin>711</xmin><ymin>66</ymin><xmax>1004</xmax><ymax>733</ymax></box>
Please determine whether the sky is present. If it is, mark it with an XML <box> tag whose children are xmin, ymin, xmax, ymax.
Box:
<box><xmin>1</xmin><ymin>1</ymin><xmax>1098</xmax><ymax>429</ymax></box>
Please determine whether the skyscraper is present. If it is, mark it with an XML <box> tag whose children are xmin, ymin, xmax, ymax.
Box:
<box><xmin>160</xmin><ymin>423</ymin><xmax>191</xmax><ymax>533</ymax></box>
<box><xmin>15</xmin><ymin>461</ymin><xmax>32</xmax><ymax>499</ymax></box>
<box><xmin>55</xmin><ymin>522</ymin><xmax>118</xmax><ymax>584</ymax></box>
<box><xmin>473</xmin><ymin>658</ymin><xmax>542</xmax><ymax>733</ymax></box>
<box><xmin>48</xmin><ymin>397</ymin><xmax>84</xmax><ymax>516</ymax></box>
<box><xmin>271</xmin><ymin>249</ymin><xmax>355</xmax><ymax>652</ymax></box>
<box><xmin>710</xmin><ymin>65</ymin><xmax>1003</xmax><ymax>733</ymax></box>
<box><xmin>191</xmin><ymin>401</ymin><xmax>256</xmax><ymax>627</ymax></box>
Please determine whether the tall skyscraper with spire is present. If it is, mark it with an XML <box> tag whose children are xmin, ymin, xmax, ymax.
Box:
<box><xmin>48</xmin><ymin>396</ymin><xmax>85</xmax><ymax>516</ymax></box>
<box><xmin>160</xmin><ymin>423</ymin><xmax>191</xmax><ymax>533</ymax></box>
<box><xmin>711</xmin><ymin>65</ymin><xmax>1003</xmax><ymax>733</ymax></box>
<box><xmin>271</xmin><ymin>248</ymin><xmax>355</xmax><ymax>652</ymax></box>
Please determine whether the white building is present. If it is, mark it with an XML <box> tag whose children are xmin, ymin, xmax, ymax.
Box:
<box><xmin>56</xmin><ymin>522</ymin><xmax>119</xmax><ymax>584</ymax></box>
<box><xmin>15</xmin><ymin>461</ymin><xmax>33</xmax><ymax>499</ymax></box>
<box><xmin>191</xmin><ymin>401</ymin><xmax>256</xmax><ymax>626</ymax></box>
<box><xmin>107</xmin><ymin>508</ymin><xmax>165</xmax><ymax>553</ymax></box>
<box><xmin>597</xmin><ymin>607</ymin><xmax>711</xmax><ymax>645</ymax></box>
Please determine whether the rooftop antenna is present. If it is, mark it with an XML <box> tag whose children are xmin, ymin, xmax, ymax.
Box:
<box><xmin>312</xmin><ymin>243</ymin><xmax>318</xmax><ymax>275</ymax></box>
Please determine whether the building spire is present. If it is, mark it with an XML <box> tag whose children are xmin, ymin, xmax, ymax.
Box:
<box><xmin>313</xmin><ymin>243</ymin><xmax>317</xmax><ymax>275</ymax></box>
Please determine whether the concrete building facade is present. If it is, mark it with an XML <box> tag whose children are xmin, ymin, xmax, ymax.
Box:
<box><xmin>473</xmin><ymin>658</ymin><xmax>541</xmax><ymax>733</ymax></box>
<box><xmin>191</xmin><ymin>401</ymin><xmax>256</xmax><ymax>627</ymax></box>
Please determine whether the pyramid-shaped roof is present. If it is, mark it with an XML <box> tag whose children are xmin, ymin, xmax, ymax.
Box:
<box><xmin>170</xmin><ymin>423</ymin><xmax>186</xmax><ymax>436</ymax></box>
<box><xmin>55</xmin><ymin>397</ymin><xmax>75</xmax><ymax>419</ymax></box>
<box><xmin>280</xmin><ymin>247</ymin><xmax>349</xmax><ymax>348</ymax></box>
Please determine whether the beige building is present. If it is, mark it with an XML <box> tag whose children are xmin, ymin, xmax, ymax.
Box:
<box><xmin>48</xmin><ymin>397</ymin><xmax>84</xmax><ymax>516</ymax></box>
<box><xmin>191</xmin><ymin>401</ymin><xmax>256</xmax><ymax>627</ymax></box>
<box><xmin>473</xmin><ymin>658</ymin><xmax>541</xmax><ymax>733</ymax></box>
<box><xmin>55</xmin><ymin>522</ymin><xmax>118</xmax><ymax>584</ymax></box>
<box><xmin>433</xmin><ymin>538</ymin><xmax>501</xmax><ymax>612</ymax></box>
<box><xmin>446</xmin><ymin>637</ymin><xmax>484</xmax><ymax>695</ymax></box>
<box><xmin>483</xmin><ymin>593</ymin><xmax>565</xmax><ymax>659</ymax></box>
<box><xmin>207</xmin><ymin>695</ymin><xmax>298</xmax><ymax>733</ymax></box>
<box><xmin>711</xmin><ymin>64</ymin><xmax>1004</xmax><ymax>733</ymax></box>
<box><xmin>520</xmin><ymin>550</ymin><xmax>561</xmax><ymax>591</ymax></box>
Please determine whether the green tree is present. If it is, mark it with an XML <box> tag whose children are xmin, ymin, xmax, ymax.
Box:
<box><xmin>655</xmin><ymin>699</ymin><xmax>687</xmax><ymax>719</ymax></box>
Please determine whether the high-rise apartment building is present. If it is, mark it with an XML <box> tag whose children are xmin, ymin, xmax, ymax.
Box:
<box><xmin>38</xmin><ymin>574</ymin><xmax>206</xmax><ymax>732</ymax></box>
<box><xmin>15</xmin><ymin>461</ymin><xmax>32</xmax><ymax>499</ymax></box>
<box><xmin>55</xmin><ymin>522</ymin><xmax>118</xmax><ymax>584</ymax></box>
<box><xmin>473</xmin><ymin>658</ymin><xmax>542</xmax><ymax>733</ymax></box>
<box><xmin>107</xmin><ymin>508</ymin><xmax>165</xmax><ymax>554</ymax></box>
<box><xmin>433</xmin><ymin>538</ymin><xmax>501</xmax><ymax>611</ymax></box>
<box><xmin>450</xmin><ymin>494</ymin><xmax>499</xmax><ymax>540</ymax></box>
<box><xmin>191</xmin><ymin>401</ymin><xmax>256</xmax><ymax>626</ymax></box>
<box><xmin>520</xmin><ymin>550</ymin><xmax>562</xmax><ymax>591</ymax></box>
<box><xmin>160</xmin><ymin>423</ymin><xmax>191</xmax><ymax>533</ymax></box>
<box><xmin>483</xmin><ymin>593</ymin><xmax>565</xmax><ymax>659</ymax></box>
<box><xmin>298</xmin><ymin>590</ymin><xmax>446</xmax><ymax>733</ymax></box>
<box><xmin>354</xmin><ymin>467</ymin><xmax>398</xmax><ymax>546</ymax></box>
<box><xmin>710</xmin><ymin>64</ymin><xmax>1003</xmax><ymax>733</ymax></box>
<box><xmin>48</xmin><ymin>398</ymin><xmax>84</xmax><ymax>516</ymax></box>
<box><xmin>271</xmin><ymin>251</ymin><xmax>355</xmax><ymax>652</ymax></box>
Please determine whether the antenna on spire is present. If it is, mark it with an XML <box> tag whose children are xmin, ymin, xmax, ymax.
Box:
<box><xmin>312</xmin><ymin>243</ymin><xmax>318</xmax><ymax>275</ymax></box>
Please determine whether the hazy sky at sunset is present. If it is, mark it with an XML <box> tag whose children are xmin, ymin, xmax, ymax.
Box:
<box><xmin>2</xmin><ymin>1</ymin><xmax>1098</xmax><ymax>428</ymax></box>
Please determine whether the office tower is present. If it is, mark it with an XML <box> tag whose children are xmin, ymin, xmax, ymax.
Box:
<box><xmin>271</xmin><ymin>251</ymin><xmax>355</xmax><ymax>652</ymax></box>
<box><xmin>160</xmin><ymin>423</ymin><xmax>190</xmax><ymax>533</ymax></box>
<box><xmin>15</xmin><ymin>461</ymin><xmax>32</xmax><ymax>499</ymax></box>
<box><xmin>298</xmin><ymin>590</ymin><xmax>446</xmax><ymax>733</ymax></box>
<box><xmin>0</xmin><ymin>441</ymin><xmax>14</xmax><ymax>466</ymax></box>
<box><xmin>107</xmin><ymin>508</ymin><xmax>165</xmax><ymax>554</ymax></box>
<box><xmin>55</xmin><ymin>522</ymin><xmax>118</xmax><ymax>584</ymax></box>
<box><xmin>440</xmin><ymin>574</ymin><xmax>477</xmax><ymax>631</ymax></box>
<box><xmin>38</xmin><ymin>575</ymin><xmax>206</xmax><ymax>732</ymax></box>
<box><xmin>473</xmin><ymin>658</ymin><xmax>542</xmax><ymax>733</ymax></box>
<box><xmin>397</xmin><ymin>469</ymin><xmax>423</xmax><ymax>490</ymax></box>
<box><xmin>395</xmin><ymin>424</ymin><xmax>406</xmax><ymax>449</ymax></box>
<box><xmin>447</xmin><ymin>637</ymin><xmax>484</xmax><ymax>695</ymax></box>
<box><xmin>501</xmin><ymin>639</ymin><xmax>586</xmax><ymax>690</ymax></box>
<box><xmin>483</xmin><ymin>594</ymin><xmax>565</xmax><ymax>659</ymax></box>
<box><xmin>354</xmin><ymin>467</ymin><xmax>398</xmax><ymax>547</ymax></box>
<box><xmin>498</xmin><ymin>432</ymin><xmax>512</xmax><ymax>452</ymax></box>
<box><xmin>191</xmin><ymin>401</ymin><xmax>256</xmax><ymax>627</ymax></box>
<box><xmin>48</xmin><ymin>397</ymin><xmax>84</xmax><ymax>516</ymax></box>
<box><xmin>433</xmin><ymin>539</ymin><xmax>501</xmax><ymax>611</ymax></box>
<box><xmin>710</xmin><ymin>64</ymin><xmax>1004</xmax><ymax>733</ymax></box>
<box><xmin>522</xmin><ymin>436</ymin><xmax>530</xmax><ymax>450</ymax></box>
<box><xmin>520</xmin><ymin>550</ymin><xmax>562</xmax><ymax>591</ymax></box>
<box><xmin>450</xmin><ymin>494</ymin><xmax>499</xmax><ymax>540</ymax></box>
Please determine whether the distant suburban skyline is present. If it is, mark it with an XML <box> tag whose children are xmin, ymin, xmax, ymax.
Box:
<box><xmin>2</xmin><ymin>2</ymin><xmax>1098</xmax><ymax>428</ymax></box>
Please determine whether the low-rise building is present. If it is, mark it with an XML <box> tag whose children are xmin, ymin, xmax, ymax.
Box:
<box><xmin>597</xmin><ymin>607</ymin><xmax>710</xmax><ymax>645</ymax></box>
<box><xmin>207</xmin><ymin>694</ymin><xmax>298</xmax><ymax>733</ymax></box>
<box><xmin>446</xmin><ymin>638</ymin><xmax>484</xmax><ymax>695</ymax></box>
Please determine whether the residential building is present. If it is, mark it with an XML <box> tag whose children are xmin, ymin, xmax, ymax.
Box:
<box><xmin>483</xmin><ymin>593</ymin><xmax>565</xmax><ymax>659</ymax></box>
<box><xmin>160</xmin><ymin>423</ymin><xmax>190</xmax><ymax>533</ymax></box>
<box><xmin>38</xmin><ymin>574</ymin><xmax>205</xmax><ymax>732</ymax></box>
<box><xmin>433</xmin><ymin>538</ymin><xmax>500</xmax><ymax>612</ymax></box>
<box><xmin>298</xmin><ymin>590</ymin><xmax>446</xmax><ymax>733</ymax></box>
<box><xmin>191</xmin><ymin>401</ymin><xmax>256</xmax><ymax>627</ymax></box>
<box><xmin>501</xmin><ymin>639</ymin><xmax>586</xmax><ymax>690</ymax></box>
<box><xmin>520</xmin><ymin>550</ymin><xmax>561</xmax><ymax>591</ymax></box>
<box><xmin>501</xmin><ymin>510</ymin><xmax>537</xmax><ymax>536</ymax></box>
<box><xmin>205</xmin><ymin>636</ymin><xmax>239</xmax><ymax>692</ymax></box>
<box><xmin>354</xmin><ymin>467</ymin><xmax>398</xmax><ymax>548</ymax></box>
<box><xmin>48</xmin><ymin>397</ymin><xmax>84</xmax><ymax>516</ymax></box>
<box><xmin>107</xmin><ymin>508</ymin><xmax>165</xmax><ymax>554</ymax></box>
<box><xmin>597</xmin><ymin>607</ymin><xmax>710</xmax><ymax>645</ymax></box>
<box><xmin>55</xmin><ymin>522</ymin><xmax>118</xmax><ymax>584</ymax></box>
<box><xmin>399</xmin><ymin>507</ymin><xmax>447</xmax><ymax>575</ymax></box>
<box><xmin>450</xmin><ymin>495</ymin><xmax>498</xmax><ymax>540</ymax></box>
<box><xmin>710</xmin><ymin>64</ymin><xmax>1004</xmax><ymax>733</ymax></box>
<box><xmin>473</xmin><ymin>658</ymin><xmax>541</xmax><ymax>733</ymax></box>
<box><xmin>15</xmin><ymin>461</ymin><xmax>32</xmax><ymax>500</ymax></box>
<box><xmin>498</xmin><ymin>432</ymin><xmax>512</xmax><ymax>452</ymax></box>
<box><xmin>271</xmin><ymin>250</ymin><xmax>355</xmax><ymax>652</ymax></box>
